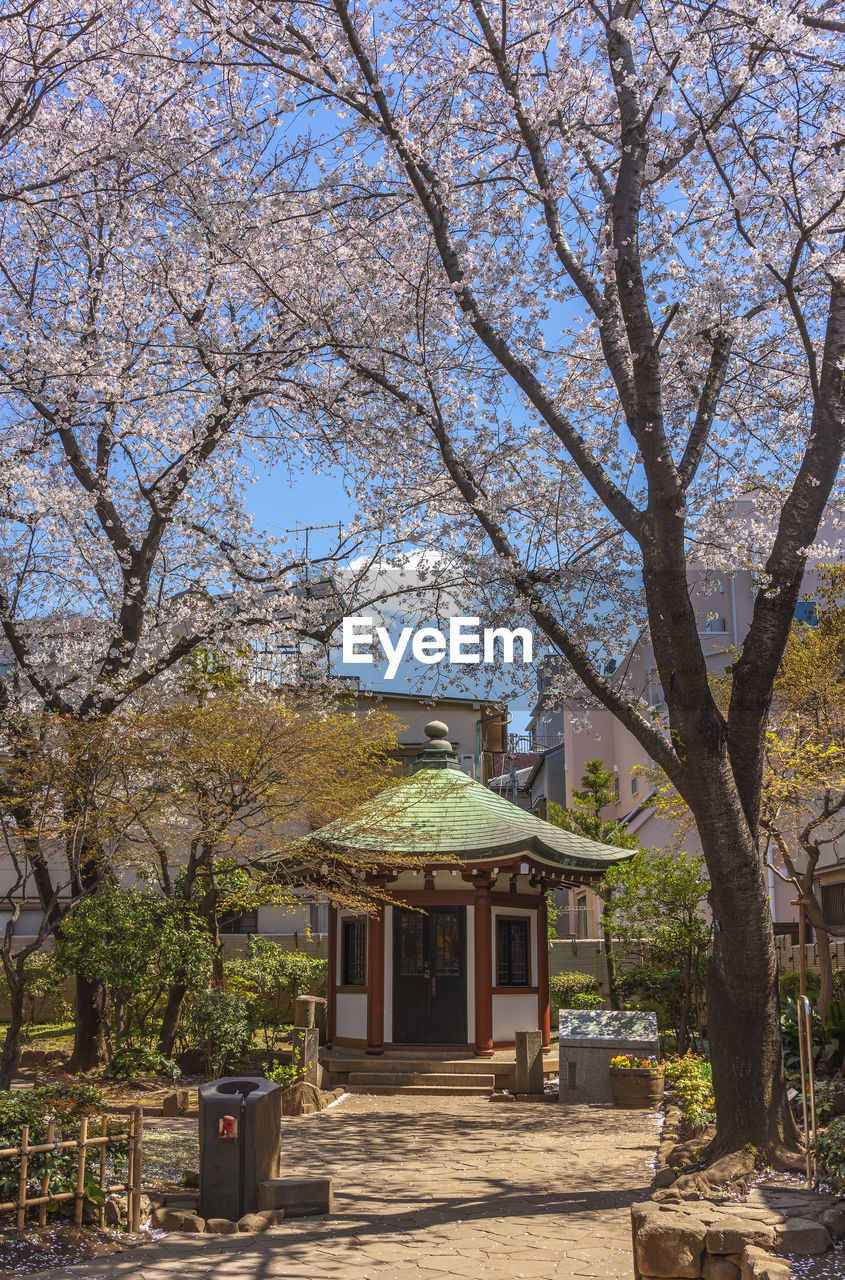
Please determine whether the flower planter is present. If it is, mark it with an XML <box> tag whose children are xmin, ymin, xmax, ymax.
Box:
<box><xmin>609</xmin><ymin>1066</ymin><xmax>665</xmax><ymax>1109</ymax></box>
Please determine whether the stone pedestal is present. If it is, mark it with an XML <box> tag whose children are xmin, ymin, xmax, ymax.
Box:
<box><xmin>515</xmin><ymin>1029</ymin><xmax>544</xmax><ymax>1095</ymax></box>
<box><xmin>559</xmin><ymin>1010</ymin><xmax>659</xmax><ymax>1104</ymax></box>
<box><xmin>292</xmin><ymin>1026</ymin><xmax>320</xmax><ymax>1085</ymax></box>
<box><xmin>258</xmin><ymin>1177</ymin><xmax>333</xmax><ymax>1218</ymax></box>
<box><xmin>294</xmin><ymin>995</ymin><xmax>328</xmax><ymax>1043</ymax></box>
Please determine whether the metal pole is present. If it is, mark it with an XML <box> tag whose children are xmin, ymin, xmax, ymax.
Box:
<box><xmin>797</xmin><ymin>996</ymin><xmax>818</xmax><ymax>1186</ymax></box>
<box><xmin>798</xmin><ymin>996</ymin><xmax>817</xmax><ymax>1186</ymax></box>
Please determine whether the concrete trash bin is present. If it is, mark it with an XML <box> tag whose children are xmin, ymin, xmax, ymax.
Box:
<box><xmin>199</xmin><ymin>1077</ymin><xmax>282</xmax><ymax>1221</ymax></box>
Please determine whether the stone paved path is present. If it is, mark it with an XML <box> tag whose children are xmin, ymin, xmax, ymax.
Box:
<box><xmin>33</xmin><ymin>1095</ymin><xmax>660</xmax><ymax>1280</ymax></box>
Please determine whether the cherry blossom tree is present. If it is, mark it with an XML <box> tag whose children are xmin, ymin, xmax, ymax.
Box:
<box><xmin>0</xmin><ymin>2</ymin><xmax>370</xmax><ymax>1068</ymax></box>
<box><xmin>197</xmin><ymin>0</ymin><xmax>845</xmax><ymax>1165</ymax></box>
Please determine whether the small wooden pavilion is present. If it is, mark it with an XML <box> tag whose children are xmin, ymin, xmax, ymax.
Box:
<box><xmin>307</xmin><ymin>721</ymin><xmax>633</xmax><ymax>1056</ymax></box>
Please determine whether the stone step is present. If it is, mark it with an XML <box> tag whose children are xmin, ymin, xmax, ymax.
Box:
<box><xmin>345</xmin><ymin>1083</ymin><xmax>495</xmax><ymax>1096</ymax></box>
<box><xmin>347</xmin><ymin>1071</ymin><xmax>496</xmax><ymax>1089</ymax></box>
<box><xmin>325</xmin><ymin>1057</ymin><xmax>496</xmax><ymax>1075</ymax></box>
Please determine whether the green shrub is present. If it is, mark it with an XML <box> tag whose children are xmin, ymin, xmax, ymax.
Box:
<box><xmin>781</xmin><ymin>997</ymin><xmax>827</xmax><ymax>1078</ymax></box>
<box><xmin>225</xmin><ymin>939</ymin><xmax>327</xmax><ymax>1049</ymax></box>
<box><xmin>265</xmin><ymin>1044</ymin><xmax>304</xmax><ymax>1089</ymax></box>
<box><xmin>779</xmin><ymin>970</ymin><xmax>821</xmax><ymax>1006</ymax></box>
<box><xmin>570</xmin><ymin>992</ymin><xmax>603</xmax><ymax>1010</ymax></box>
<box><xmin>664</xmin><ymin>1053</ymin><xmax>715</xmax><ymax>1129</ymax></box>
<box><xmin>617</xmin><ymin>963</ymin><xmax>696</xmax><ymax>1038</ymax></box>
<box><xmin>181</xmin><ymin>988</ymin><xmax>254</xmax><ymax>1076</ymax></box>
<box><xmin>803</xmin><ymin>1076</ymin><xmax>845</xmax><ymax>1126</ymax></box>
<box><xmin>103</xmin><ymin>1045</ymin><xmax>181</xmax><ymax>1081</ymax></box>
<box><xmin>812</xmin><ymin>1114</ymin><xmax>845</xmax><ymax>1192</ymax></box>
<box><xmin>0</xmin><ymin>1085</ymin><xmax>114</xmax><ymax>1205</ymax></box>
<box><xmin>21</xmin><ymin>954</ymin><xmax>70</xmax><ymax>1030</ymax></box>
<box><xmin>833</xmin><ymin>968</ymin><xmax>845</xmax><ymax>1002</ymax></box>
<box><xmin>549</xmin><ymin>973</ymin><xmax>600</xmax><ymax>1022</ymax></box>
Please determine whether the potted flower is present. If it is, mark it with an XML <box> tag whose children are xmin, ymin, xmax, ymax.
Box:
<box><xmin>608</xmin><ymin>1053</ymin><xmax>665</xmax><ymax>1108</ymax></box>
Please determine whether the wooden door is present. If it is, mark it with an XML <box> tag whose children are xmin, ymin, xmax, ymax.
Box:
<box><xmin>393</xmin><ymin>906</ymin><xmax>467</xmax><ymax>1044</ymax></box>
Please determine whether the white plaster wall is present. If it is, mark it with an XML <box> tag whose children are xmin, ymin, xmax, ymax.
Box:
<box><xmin>336</xmin><ymin>993</ymin><xmax>367</xmax><ymax>1040</ymax></box>
<box><xmin>492</xmin><ymin>994</ymin><xmax>538</xmax><ymax>1042</ymax></box>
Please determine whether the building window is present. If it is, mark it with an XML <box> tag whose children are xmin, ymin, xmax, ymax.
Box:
<box><xmin>342</xmin><ymin>918</ymin><xmax>367</xmax><ymax>986</ymax></box>
<box><xmin>795</xmin><ymin>601</ymin><xmax>818</xmax><ymax>627</ymax></box>
<box><xmin>631</xmin><ymin>773</ymin><xmax>639</xmax><ymax>796</ymax></box>
<box><xmin>497</xmin><ymin>918</ymin><xmax>530</xmax><ymax>986</ymax></box>
<box><xmin>612</xmin><ymin>774</ymin><xmax>620</xmax><ymax>801</ymax></box>
<box><xmin>576</xmin><ymin>895</ymin><xmax>589</xmax><ymax>939</ymax></box>
<box><xmin>821</xmin><ymin>882</ymin><xmax>845</xmax><ymax>928</ymax></box>
<box><xmin>219</xmin><ymin>911</ymin><xmax>258</xmax><ymax>935</ymax></box>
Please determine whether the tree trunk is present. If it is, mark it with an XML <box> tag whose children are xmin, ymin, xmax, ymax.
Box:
<box><xmin>691</xmin><ymin>768</ymin><xmax>801</xmax><ymax>1165</ymax></box>
<box><xmin>0</xmin><ymin>976</ymin><xmax>26</xmax><ymax>1091</ymax></box>
<box><xmin>68</xmin><ymin>974</ymin><xmax>108</xmax><ymax>1072</ymax></box>
<box><xmin>601</xmin><ymin>891</ymin><xmax>621</xmax><ymax>1010</ymax></box>
<box><xmin>158</xmin><ymin>981</ymin><xmax>188</xmax><ymax>1058</ymax></box>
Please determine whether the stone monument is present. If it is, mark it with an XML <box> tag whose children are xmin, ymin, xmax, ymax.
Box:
<box><xmin>558</xmin><ymin>1009</ymin><xmax>659</xmax><ymax>1104</ymax></box>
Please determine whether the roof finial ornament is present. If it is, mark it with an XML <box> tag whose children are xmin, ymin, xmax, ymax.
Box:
<box><xmin>412</xmin><ymin>720</ymin><xmax>461</xmax><ymax>771</ymax></box>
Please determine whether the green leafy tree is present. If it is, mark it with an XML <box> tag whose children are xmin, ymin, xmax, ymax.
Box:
<box><xmin>549</xmin><ymin>761</ymin><xmax>639</xmax><ymax>1009</ymax></box>
<box><xmin>128</xmin><ymin>654</ymin><xmax>402</xmax><ymax>1053</ymax></box>
<box><xmin>54</xmin><ymin>886</ymin><xmax>214</xmax><ymax>1058</ymax></box>
<box><xmin>607</xmin><ymin>850</ymin><xmax>712</xmax><ymax>1053</ymax></box>
<box><xmin>225</xmin><ymin>936</ymin><xmax>327</xmax><ymax>1049</ymax></box>
<box><xmin>181</xmin><ymin>988</ymin><xmax>254</xmax><ymax>1077</ymax></box>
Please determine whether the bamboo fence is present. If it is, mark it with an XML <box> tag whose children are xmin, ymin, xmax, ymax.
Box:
<box><xmin>0</xmin><ymin>1105</ymin><xmax>143</xmax><ymax>1232</ymax></box>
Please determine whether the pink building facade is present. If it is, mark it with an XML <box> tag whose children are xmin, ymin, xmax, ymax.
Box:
<box><xmin>529</xmin><ymin>557</ymin><xmax>845</xmax><ymax>938</ymax></box>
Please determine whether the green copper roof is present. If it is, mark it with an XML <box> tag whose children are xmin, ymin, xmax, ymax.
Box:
<box><xmin>285</xmin><ymin>721</ymin><xmax>634</xmax><ymax>874</ymax></box>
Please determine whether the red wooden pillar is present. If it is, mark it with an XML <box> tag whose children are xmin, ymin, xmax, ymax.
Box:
<box><xmin>537</xmin><ymin>892</ymin><xmax>551</xmax><ymax>1051</ymax></box>
<box><xmin>474</xmin><ymin>890</ymin><xmax>494</xmax><ymax>1057</ymax></box>
<box><xmin>327</xmin><ymin>904</ymin><xmax>337</xmax><ymax>1048</ymax></box>
<box><xmin>366</xmin><ymin>905</ymin><xmax>385</xmax><ymax>1055</ymax></box>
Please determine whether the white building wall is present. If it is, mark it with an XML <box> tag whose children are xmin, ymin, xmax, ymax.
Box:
<box><xmin>336</xmin><ymin>993</ymin><xmax>367</xmax><ymax>1040</ymax></box>
<box><xmin>492</xmin><ymin>995</ymin><xmax>538</xmax><ymax>1041</ymax></box>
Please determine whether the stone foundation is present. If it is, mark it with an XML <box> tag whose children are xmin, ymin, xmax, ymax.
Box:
<box><xmin>150</xmin><ymin>1177</ymin><xmax>333</xmax><ymax>1235</ymax></box>
<box><xmin>631</xmin><ymin>1187</ymin><xmax>845</xmax><ymax>1280</ymax></box>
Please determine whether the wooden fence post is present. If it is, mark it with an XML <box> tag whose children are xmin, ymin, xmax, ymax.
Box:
<box><xmin>98</xmin><ymin>1115</ymin><xmax>108</xmax><ymax>1230</ymax></box>
<box><xmin>38</xmin><ymin>1120</ymin><xmax>54</xmax><ymax>1228</ymax></box>
<box><xmin>74</xmin><ymin>1116</ymin><xmax>88</xmax><ymax>1227</ymax></box>
<box><xmin>131</xmin><ymin>1107</ymin><xmax>143</xmax><ymax>1232</ymax></box>
<box><xmin>16</xmin><ymin>1124</ymin><xmax>29</xmax><ymax>1232</ymax></box>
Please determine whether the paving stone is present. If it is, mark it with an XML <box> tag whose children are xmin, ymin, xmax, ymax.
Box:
<box><xmin>741</xmin><ymin>1244</ymin><xmax>791</xmax><ymax>1280</ymax></box>
<box><xmin>701</xmin><ymin>1253</ymin><xmax>742</xmax><ymax>1280</ymax></box>
<box><xmin>632</xmin><ymin>1201</ymin><xmax>705</xmax><ymax>1277</ymax></box>
<box><xmin>27</xmin><ymin>1094</ymin><xmax>661</xmax><ymax>1279</ymax></box>
<box><xmin>821</xmin><ymin>1203</ymin><xmax>845</xmax><ymax>1239</ymax></box>
<box><xmin>237</xmin><ymin>1212</ymin><xmax>271</xmax><ymax>1232</ymax></box>
<box><xmin>706</xmin><ymin>1218</ymin><xmax>776</xmax><ymax>1253</ymax></box>
<box><xmin>774</xmin><ymin>1215</ymin><xmax>832</xmax><ymax>1254</ymax></box>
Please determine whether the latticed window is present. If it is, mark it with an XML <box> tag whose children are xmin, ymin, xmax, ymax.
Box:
<box><xmin>397</xmin><ymin>912</ymin><xmax>424</xmax><ymax>976</ymax></box>
<box><xmin>821</xmin><ymin>882</ymin><xmax>845</xmax><ymax>928</ymax></box>
<box><xmin>342</xmin><ymin>918</ymin><xmax>367</xmax><ymax>985</ymax></box>
<box><xmin>497</xmin><ymin>918</ymin><xmax>529</xmax><ymax>987</ymax></box>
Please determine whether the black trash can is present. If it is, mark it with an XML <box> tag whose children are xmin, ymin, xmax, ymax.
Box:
<box><xmin>198</xmin><ymin>1077</ymin><xmax>282</xmax><ymax>1221</ymax></box>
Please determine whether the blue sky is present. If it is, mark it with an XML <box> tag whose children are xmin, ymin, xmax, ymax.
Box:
<box><xmin>247</xmin><ymin>454</ymin><xmax>536</xmax><ymax>734</ymax></box>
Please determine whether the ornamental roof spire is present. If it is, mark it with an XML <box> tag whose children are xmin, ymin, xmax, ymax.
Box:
<box><xmin>411</xmin><ymin>720</ymin><xmax>462</xmax><ymax>773</ymax></box>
